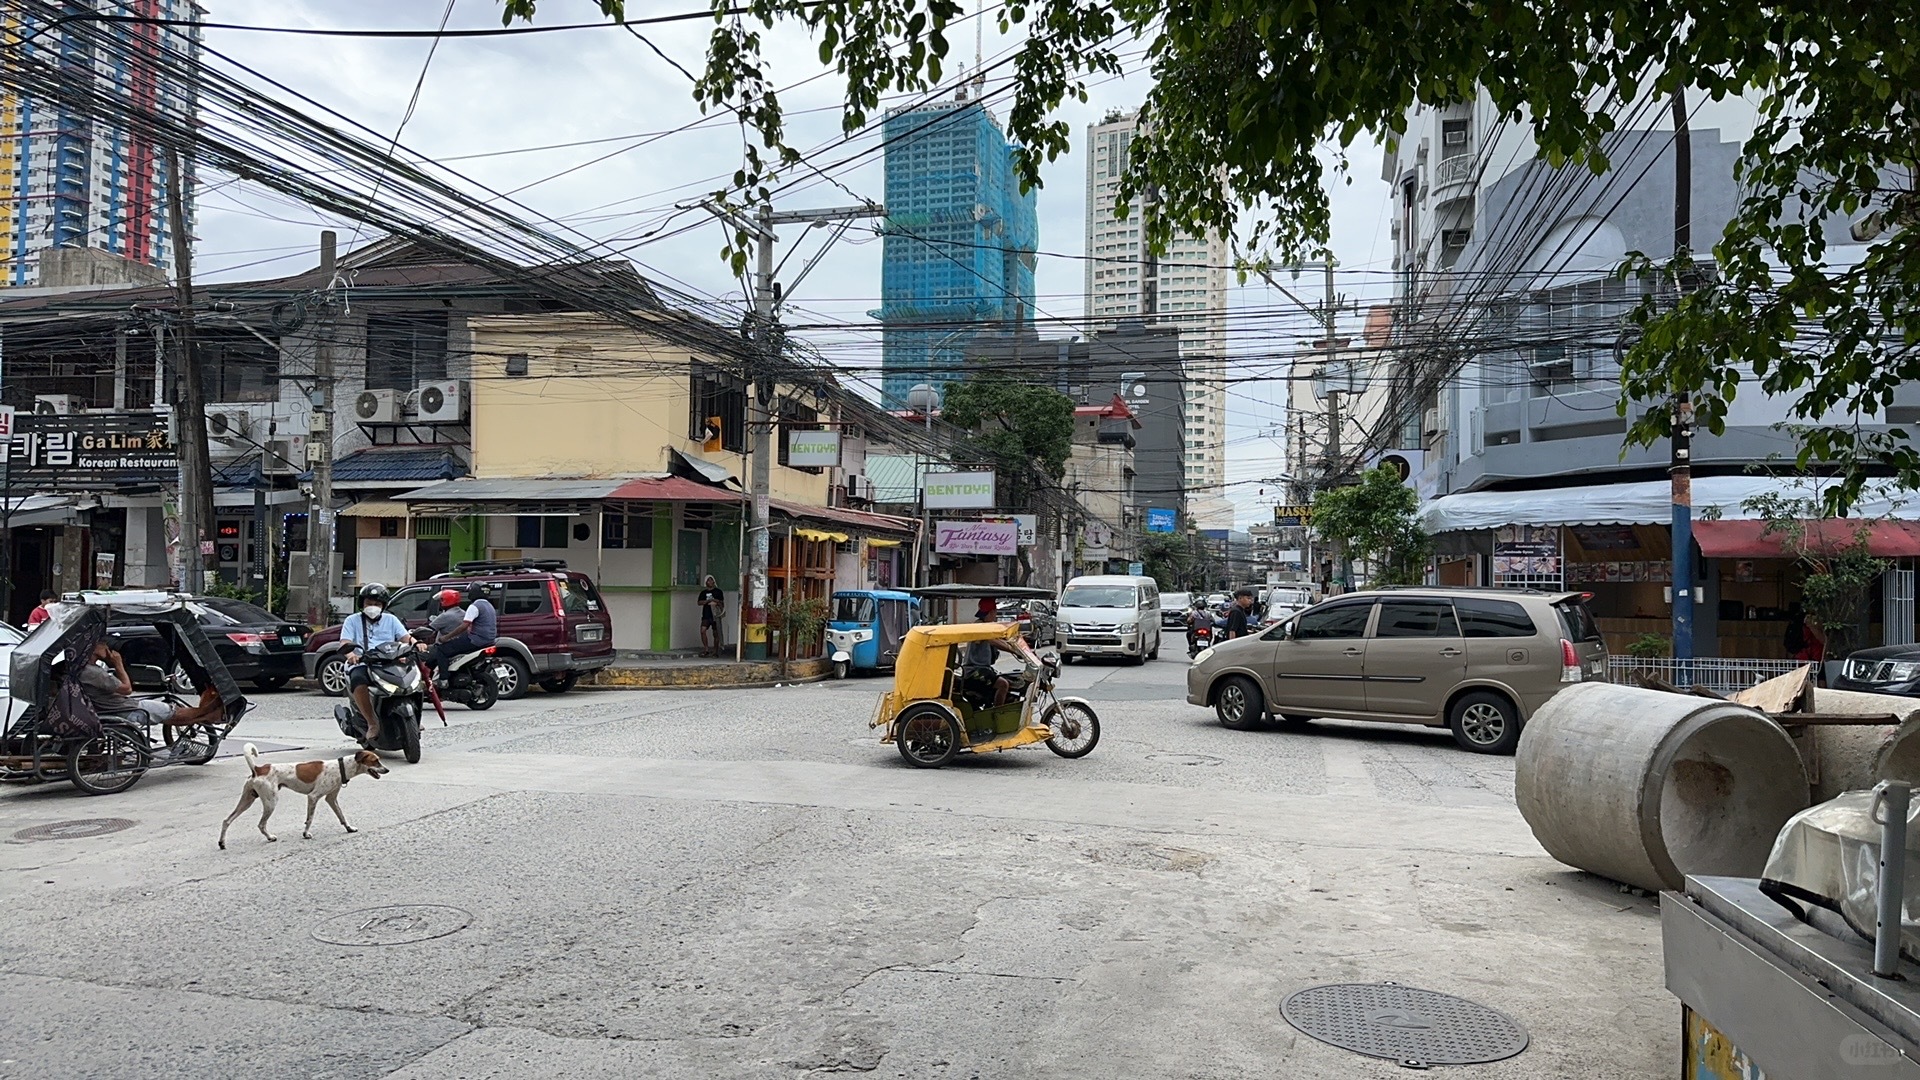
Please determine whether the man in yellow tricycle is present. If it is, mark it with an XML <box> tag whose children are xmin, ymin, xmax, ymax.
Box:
<box><xmin>869</xmin><ymin>585</ymin><xmax>1100</xmax><ymax>769</ymax></box>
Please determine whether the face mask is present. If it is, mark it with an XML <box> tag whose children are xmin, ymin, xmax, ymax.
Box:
<box><xmin>362</xmin><ymin>605</ymin><xmax>384</xmax><ymax>620</ymax></box>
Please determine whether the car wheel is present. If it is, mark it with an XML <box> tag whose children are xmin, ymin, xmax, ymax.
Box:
<box><xmin>491</xmin><ymin>653</ymin><xmax>531</xmax><ymax>700</ymax></box>
<box><xmin>1449</xmin><ymin>690</ymin><xmax>1522</xmax><ymax>754</ymax></box>
<box><xmin>317</xmin><ymin>653</ymin><xmax>349</xmax><ymax>697</ymax></box>
<box><xmin>1148</xmin><ymin>638</ymin><xmax>1160</xmax><ymax>661</ymax></box>
<box><xmin>539</xmin><ymin>672</ymin><xmax>578</xmax><ymax>694</ymax></box>
<box><xmin>895</xmin><ymin>703</ymin><xmax>962</xmax><ymax>769</ymax></box>
<box><xmin>1214</xmin><ymin>675</ymin><xmax>1266</xmax><ymax>731</ymax></box>
<box><xmin>253</xmin><ymin>675</ymin><xmax>290</xmax><ymax>691</ymax></box>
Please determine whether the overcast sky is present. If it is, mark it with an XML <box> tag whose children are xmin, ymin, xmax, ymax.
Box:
<box><xmin>202</xmin><ymin>0</ymin><xmax>1397</xmax><ymax>527</ymax></box>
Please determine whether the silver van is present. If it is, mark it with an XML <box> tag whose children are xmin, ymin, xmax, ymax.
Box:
<box><xmin>1058</xmin><ymin>575</ymin><xmax>1162</xmax><ymax>663</ymax></box>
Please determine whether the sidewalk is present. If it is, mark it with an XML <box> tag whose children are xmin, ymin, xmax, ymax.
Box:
<box><xmin>585</xmin><ymin>648</ymin><xmax>832</xmax><ymax>690</ymax></box>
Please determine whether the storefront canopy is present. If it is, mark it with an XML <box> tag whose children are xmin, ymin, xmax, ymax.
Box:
<box><xmin>1692</xmin><ymin>519</ymin><xmax>1920</xmax><ymax>558</ymax></box>
<box><xmin>395</xmin><ymin>475</ymin><xmax>739</xmax><ymax>515</ymax></box>
<box><xmin>1421</xmin><ymin>475</ymin><xmax>1920</xmax><ymax>534</ymax></box>
<box><xmin>0</xmin><ymin>494</ymin><xmax>92</xmax><ymax>527</ymax></box>
<box><xmin>770</xmin><ymin>498</ymin><xmax>917</xmax><ymax>536</ymax></box>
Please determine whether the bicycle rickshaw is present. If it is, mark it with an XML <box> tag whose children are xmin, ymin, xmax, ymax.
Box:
<box><xmin>3</xmin><ymin>591</ymin><xmax>249</xmax><ymax>795</ymax></box>
<box><xmin>869</xmin><ymin>585</ymin><xmax>1101</xmax><ymax>769</ymax></box>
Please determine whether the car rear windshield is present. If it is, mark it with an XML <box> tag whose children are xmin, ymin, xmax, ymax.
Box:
<box><xmin>1555</xmin><ymin>598</ymin><xmax>1604</xmax><ymax>643</ymax></box>
<box><xmin>1061</xmin><ymin>586</ymin><xmax>1138</xmax><ymax>608</ymax></box>
<box><xmin>559</xmin><ymin>576</ymin><xmax>599</xmax><ymax>615</ymax></box>
<box><xmin>1453</xmin><ymin>597</ymin><xmax>1537</xmax><ymax>638</ymax></box>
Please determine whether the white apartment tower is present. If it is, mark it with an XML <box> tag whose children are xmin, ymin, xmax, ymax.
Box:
<box><xmin>1083</xmin><ymin>110</ymin><xmax>1234</xmax><ymax>527</ymax></box>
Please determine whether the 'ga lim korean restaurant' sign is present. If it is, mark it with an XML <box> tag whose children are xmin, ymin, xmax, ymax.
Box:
<box><xmin>934</xmin><ymin>520</ymin><xmax>1020</xmax><ymax>557</ymax></box>
<box><xmin>0</xmin><ymin>410</ymin><xmax>177</xmax><ymax>488</ymax></box>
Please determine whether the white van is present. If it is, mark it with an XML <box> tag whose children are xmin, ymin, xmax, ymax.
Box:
<box><xmin>1058</xmin><ymin>575</ymin><xmax>1162</xmax><ymax>663</ymax></box>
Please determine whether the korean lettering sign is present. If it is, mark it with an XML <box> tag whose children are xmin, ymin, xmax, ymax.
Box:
<box><xmin>0</xmin><ymin>411</ymin><xmax>176</xmax><ymax>487</ymax></box>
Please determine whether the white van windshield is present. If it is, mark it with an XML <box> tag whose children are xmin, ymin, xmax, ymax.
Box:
<box><xmin>1061</xmin><ymin>585</ymin><xmax>1139</xmax><ymax>608</ymax></box>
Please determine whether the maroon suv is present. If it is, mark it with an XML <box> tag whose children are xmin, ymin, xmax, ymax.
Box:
<box><xmin>305</xmin><ymin>561</ymin><xmax>614</xmax><ymax>699</ymax></box>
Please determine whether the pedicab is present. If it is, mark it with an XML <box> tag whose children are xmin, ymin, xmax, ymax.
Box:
<box><xmin>2</xmin><ymin>591</ymin><xmax>250</xmax><ymax>795</ymax></box>
<box><xmin>869</xmin><ymin>585</ymin><xmax>1100</xmax><ymax>769</ymax></box>
<box><xmin>825</xmin><ymin>589</ymin><xmax>919</xmax><ymax>678</ymax></box>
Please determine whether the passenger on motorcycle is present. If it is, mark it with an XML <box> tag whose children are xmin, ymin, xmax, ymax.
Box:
<box><xmin>342</xmin><ymin>583</ymin><xmax>408</xmax><ymax>745</ymax></box>
<box><xmin>1186</xmin><ymin>598</ymin><xmax>1214</xmax><ymax>651</ymax></box>
<box><xmin>425</xmin><ymin>585</ymin><xmax>498</xmax><ymax>678</ymax></box>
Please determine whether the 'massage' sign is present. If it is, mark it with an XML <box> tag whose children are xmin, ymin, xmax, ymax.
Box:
<box><xmin>934</xmin><ymin>520</ymin><xmax>1019</xmax><ymax>556</ymax></box>
<box><xmin>923</xmin><ymin>470</ymin><xmax>995</xmax><ymax>509</ymax></box>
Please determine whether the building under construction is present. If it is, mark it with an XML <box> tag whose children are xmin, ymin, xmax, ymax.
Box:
<box><xmin>875</xmin><ymin>95</ymin><xmax>1036</xmax><ymax>408</ymax></box>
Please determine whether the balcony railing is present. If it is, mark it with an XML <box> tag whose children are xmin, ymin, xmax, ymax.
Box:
<box><xmin>1433</xmin><ymin>154</ymin><xmax>1477</xmax><ymax>190</ymax></box>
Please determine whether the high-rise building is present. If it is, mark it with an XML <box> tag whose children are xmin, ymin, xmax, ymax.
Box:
<box><xmin>876</xmin><ymin>95</ymin><xmax>1036</xmax><ymax>408</ymax></box>
<box><xmin>1083</xmin><ymin>110</ymin><xmax>1234</xmax><ymax>527</ymax></box>
<box><xmin>0</xmin><ymin>0</ymin><xmax>199</xmax><ymax>287</ymax></box>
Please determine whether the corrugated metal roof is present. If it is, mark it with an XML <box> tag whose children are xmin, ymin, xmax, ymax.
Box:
<box><xmin>772</xmin><ymin>498</ymin><xmax>916</xmax><ymax>535</ymax></box>
<box><xmin>396</xmin><ymin>477</ymin><xmax>630</xmax><ymax>503</ymax></box>
<box><xmin>864</xmin><ymin>453</ymin><xmax>921</xmax><ymax>501</ymax></box>
<box><xmin>316</xmin><ymin>447</ymin><xmax>465</xmax><ymax>485</ymax></box>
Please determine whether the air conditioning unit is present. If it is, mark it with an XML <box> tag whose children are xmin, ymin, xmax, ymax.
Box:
<box><xmin>353</xmin><ymin>388</ymin><xmax>401</xmax><ymax>424</ymax></box>
<box><xmin>1440</xmin><ymin>228</ymin><xmax>1472</xmax><ymax>248</ymax></box>
<box><xmin>262</xmin><ymin>435</ymin><xmax>307</xmax><ymax>476</ymax></box>
<box><xmin>1443</xmin><ymin>127</ymin><xmax>1469</xmax><ymax>147</ymax></box>
<box><xmin>33</xmin><ymin>394</ymin><xmax>80</xmax><ymax>415</ymax></box>
<box><xmin>416</xmin><ymin>380</ymin><xmax>468</xmax><ymax>423</ymax></box>
<box><xmin>207</xmin><ymin>409</ymin><xmax>251</xmax><ymax>441</ymax></box>
<box><xmin>1422</xmin><ymin>407</ymin><xmax>1441</xmax><ymax>438</ymax></box>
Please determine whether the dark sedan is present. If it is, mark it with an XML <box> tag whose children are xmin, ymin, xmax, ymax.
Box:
<box><xmin>1832</xmin><ymin>645</ymin><xmax>1920</xmax><ymax>697</ymax></box>
<box><xmin>106</xmin><ymin>596</ymin><xmax>309</xmax><ymax>690</ymax></box>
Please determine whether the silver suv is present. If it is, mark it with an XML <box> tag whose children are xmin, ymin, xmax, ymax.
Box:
<box><xmin>1185</xmin><ymin>588</ymin><xmax>1607</xmax><ymax>753</ymax></box>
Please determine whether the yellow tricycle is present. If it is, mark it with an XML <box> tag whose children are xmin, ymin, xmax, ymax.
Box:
<box><xmin>870</xmin><ymin>587</ymin><xmax>1100</xmax><ymax>769</ymax></box>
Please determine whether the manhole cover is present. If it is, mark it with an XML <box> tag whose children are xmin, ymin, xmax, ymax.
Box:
<box><xmin>14</xmin><ymin>818</ymin><xmax>137</xmax><ymax>842</ymax></box>
<box><xmin>1147</xmin><ymin>752</ymin><xmax>1225</xmax><ymax>767</ymax></box>
<box><xmin>312</xmin><ymin>904</ymin><xmax>473</xmax><ymax>946</ymax></box>
<box><xmin>1281</xmin><ymin>983</ymin><xmax>1528</xmax><ymax>1066</ymax></box>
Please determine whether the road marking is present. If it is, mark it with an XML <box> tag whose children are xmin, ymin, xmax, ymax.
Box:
<box><xmin>1320</xmin><ymin>739</ymin><xmax>1378</xmax><ymax>798</ymax></box>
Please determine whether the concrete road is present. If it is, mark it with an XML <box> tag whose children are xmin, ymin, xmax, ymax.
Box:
<box><xmin>0</xmin><ymin>653</ymin><xmax>1672</xmax><ymax>1079</ymax></box>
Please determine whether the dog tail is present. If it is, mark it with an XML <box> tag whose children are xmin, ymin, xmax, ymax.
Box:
<box><xmin>243</xmin><ymin>742</ymin><xmax>261</xmax><ymax>773</ymax></box>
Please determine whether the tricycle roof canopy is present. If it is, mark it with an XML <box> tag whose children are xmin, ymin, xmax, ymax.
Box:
<box><xmin>908</xmin><ymin>585</ymin><xmax>1057</xmax><ymax>601</ymax></box>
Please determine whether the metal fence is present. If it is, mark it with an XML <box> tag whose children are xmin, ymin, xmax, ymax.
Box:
<box><xmin>1607</xmin><ymin>656</ymin><xmax>1811</xmax><ymax>694</ymax></box>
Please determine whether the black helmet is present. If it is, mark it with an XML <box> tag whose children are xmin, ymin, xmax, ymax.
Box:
<box><xmin>357</xmin><ymin>583</ymin><xmax>390</xmax><ymax>607</ymax></box>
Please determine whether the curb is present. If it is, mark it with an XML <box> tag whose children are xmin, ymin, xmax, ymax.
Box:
<box><xmin>583</xmin><ymin>658</ymin><xmax>834</xmax><ymax>691</ymax></box>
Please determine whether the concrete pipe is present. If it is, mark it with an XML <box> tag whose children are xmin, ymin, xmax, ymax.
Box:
<box><xmin>1516</xmin><ymin>682</ymin><xmax>1809</xmax><ymax>893</ymax></box>
<box><xmin>1801</xmin><ymin>689</ymin><xmax>1920</xmax><ymax>802</ymax></box>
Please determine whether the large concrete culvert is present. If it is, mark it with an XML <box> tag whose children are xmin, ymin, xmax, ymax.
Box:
<box><xmin>1516</xmin><ymin>682</ymin><xmax>1809</xmax><ymax>893</ymax></box>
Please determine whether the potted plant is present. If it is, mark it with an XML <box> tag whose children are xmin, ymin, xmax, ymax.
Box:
<box><xmin>766</xmin><ymin>593</ymin><xmax>830</xmax><ymax>677</ymax></box>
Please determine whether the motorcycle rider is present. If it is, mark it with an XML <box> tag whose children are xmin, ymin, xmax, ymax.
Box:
<box><xmin>341</xmin><ymin>583</ymin><xmax>408</xmax><ymax>745</ymax></box>
<box><xmin>425</xmin><ymin>584</ymin><xmax>498</xmax><ymax>681</ymax></box>
<box><xmin>1186</xmin><ymin>597</ymin><xmax>1213</xmax><ymax>653</ymax></box>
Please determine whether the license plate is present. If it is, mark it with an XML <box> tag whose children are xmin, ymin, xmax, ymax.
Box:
<box><xmin>577</xmin><ymin>625</ymin><xmax>604</xmax><ymax>642</ymax></box>
<box><xmin>281</xmin><ymin>635</ymin><xmax>304</xmax><ymax>646</ymax></box>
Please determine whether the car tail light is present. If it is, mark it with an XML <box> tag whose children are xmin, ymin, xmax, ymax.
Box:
<box><xmin>1560</xmin><ymin>638</ymin><xmax>1582</xmax><ymax>683</ymax></box>
<box><xmin>549</xmin><ymin>579</ymin><xmax>565</xmax><ymax>624</ymax></box>
<box><xmin>227</xmin><ymin>632</ymin><xmax>265</xmax><ymax>648</ymax></box>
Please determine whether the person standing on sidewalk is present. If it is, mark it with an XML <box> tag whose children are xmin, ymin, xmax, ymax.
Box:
<box><xmin>1223</xmin><ymin>588</ymin><xmax>1256</xmax><ymax>641</ymax></box>
<box><xmin>698</xmin><ymin>575</ymin><xmax>726</xmax><ymax>657</ymax></box>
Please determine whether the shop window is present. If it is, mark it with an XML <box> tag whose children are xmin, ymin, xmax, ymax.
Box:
<box><xmin>675</xmin><ymin>529</ymin><xmax>705</xmax><ymax>585</ymax></box>
<box><xmin>515</xmin><ymin>516</ymin><xmax>572</xmax><ymax>549</ymax></box>
<box><xmin>378</xmin><ymin>517</ymin><xmax>401</xmax><ymax>537</ymax></box>
<box><xmin>603</xmin><ymin>509</ymin><xmax>655</xmax><ymax>549</ymax></box>
<box><xmin>366</xmin><ymin>312</ymin><xmax>449</xmax><ymax>391</ymax></box>
<box><xmin>688</xmin><ymin>361</ymin><xmax>746</xmax><ymax>452</ymax></box>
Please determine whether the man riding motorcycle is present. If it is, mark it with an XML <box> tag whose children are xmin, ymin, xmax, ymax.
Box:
<box><xmin>341</xmin><ymin>583</ymin><xmax>408</xmax><ymax>746</ymax></box>
<box><xmin>1186</xmin><ymin>597</ymin><xmax>1215</xmax><ymax>654</ymax></box>
<box><xmin>424</xmin><ymin>584</ymin><xmax>499</xmax><ymax>679</ymax></box>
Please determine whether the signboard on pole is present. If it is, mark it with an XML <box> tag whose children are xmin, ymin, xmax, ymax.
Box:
<box><xmin>785</xmin><ymin>429</ymin><xmax>842</xmax><ymax>468</ymax></box>
<box><xmin>1146</xmin><ymin>507</ymin><xmax>1176</xmax><ymax>534</ymax></box>
<box><xmin>923</xmin><ymin>470</ymin><xmax>996</xmax><ymax>509</ymax></box>
<box><xmin>0</xmin><ymin>404</ymin><xmax>14</xmax><ymax>438</ymax></box>
<box><xmin>982</xmin><ymin>513</ymin><xmax>1036</xmax><ymax>545</ymax></box>
<box><xmin>934</xmin><ymin>520</ymin><xmax>1019</xmax><ymax>556</ymax></box>
<box><xmin>0</xmin><ymin>411</ymin><xmax>176</xmax><ymax>488</ymax></box>
<box><xmin>1272</xmin><ymin>504</ymin><xmax>1313</xmax><ymax>528</ymax></box>
<box><xmin>1128</xmin><ymin>561</ymin><xmax>1144</xmax><ymax>576</ymax></box>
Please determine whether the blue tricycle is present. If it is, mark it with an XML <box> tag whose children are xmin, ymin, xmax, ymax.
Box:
<box><xmin>825</xmin><ymin>590</ymin><xmax>919</xmax><ymax>678</ymax></box>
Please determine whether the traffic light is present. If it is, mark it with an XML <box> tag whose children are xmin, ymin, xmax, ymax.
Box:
<box><xmin>701</xmin><ymin>416</ymin><xmax>723</xmax><ymax>452</ymax></box>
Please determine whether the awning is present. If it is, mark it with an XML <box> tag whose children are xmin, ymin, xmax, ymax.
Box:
<box><xmin>1421</xmin><ymin>475</ymin><xmax>1920</xmax><ymax>533</ymax></box>
<box><xmin>1693</xmin><ymin>519</ymin><xmax>1920</xmax><ymax>558</ymax></box>
<box><xmin>867</xmin><ymin>538</ymin><xmax>904</xmax><ymax>548</ymax></box>
<box><xmin>341</xmin><ymin>500</ymin><xmax>412</xmax><ymax>518</ymax></box>
<box><xmin>0</xmin><ymin>494</ymin><xmax>90</xmax><ymax>527</ymax></box>
<box><xmin>667</xmin><ymin>447</ymin><xmax>736</xmax><ymax>486</ymax></box>
<box><xmin>606</xmin><ymin>476</ymin><xmax>741</xmax><ymax>503</ymax></box>
<box><xmin>770</xmin><ymin>498</ymin><xmax>917</xmax><ymax>536</ymax></box>
<box><xmin>301</xmin><ymin>446</ymin><xmax>465</xmax><ymax>489</ymax></box>
<box><xmin>794</xmin><ymin>527</ymin><xmax>849</xmax><ymax>543</ymax></box>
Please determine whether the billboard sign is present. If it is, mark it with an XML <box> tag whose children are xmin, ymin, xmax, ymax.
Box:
<box><xmin>786</xmin><ymin>429</ymin><xmax>842</xmax><ymax>468</ymax></box>
<box><xmin>923</xmin><ymin>471</ymin><xmax>996</xmax><ymax>509</ymax></box>
<box><xmin>1</xmin><ymin>411</ymin><xmax>177</xmax><ymax>488</ymax></box>
<box><xmin>934</xmin><ymin>520</ymin><xmax>1019</xmax><ymax>556</ymax></box>
<box><xmin>1272</xmin><ymin>504</ymin><xmax>1313</xmax><ymax>528</ymax></box>
<box><xmin>1145</xmin><ymin>507</ymin><xmax>1177</xmax><ymax>534</ymax></box>
<box><xmin>982</xmin><ymin>513</ymin><xmax>1036</xmax><ymax>545</ymax></box>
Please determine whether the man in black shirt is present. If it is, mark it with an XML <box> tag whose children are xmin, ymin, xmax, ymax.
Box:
<box><xmin>1223</xmin><ymin>588</ymin><xmax>1256</xmax><ymax>640</ymax></box>
<box><xmin>698</xmin><ymin>575</ymin><xmax>725</xmax><ymax>657</ymax></box>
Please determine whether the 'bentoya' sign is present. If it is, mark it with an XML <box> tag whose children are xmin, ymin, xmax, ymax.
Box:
<box><xmin>923</xmin><ymin>470</ymin><xmax>996</xmax><ymax>509</ymax></box>
<box><xmin>786</xmin><ymin>430</ymin><xmax>841</xmax><ymax>467</ymax></box>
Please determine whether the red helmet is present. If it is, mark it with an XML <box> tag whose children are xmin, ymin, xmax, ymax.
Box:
<box><xmin>437</xmin><ymin>588</ymin><xmax>463</xmax><ymax>609</ymax></box>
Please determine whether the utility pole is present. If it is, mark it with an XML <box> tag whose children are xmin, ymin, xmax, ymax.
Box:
<box><xmin>305</xmin><ymin>230</ymin><xmax>338</xmax><ymax>627</ymax></box>
<box><xmin>1669</xmin><ymin>87</ymin><xmax>1695</xmax><ymax>671</ymax></box>
<box><xmin>1317</xmin><ymin>258</ymin><xmax>1350</xmax><ymax>590</ymax></box>
<box><xmin>165</xmin><ymin>146</ymin><xmax>213</xmax><ymax>593</ymax></box>
<box><xmin>701</xmin><ymin>199</ymin><xmax>885</xmax><ymax>661</ymax></box>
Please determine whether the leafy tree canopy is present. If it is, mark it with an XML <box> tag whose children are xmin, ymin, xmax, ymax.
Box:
<box><xmin>504</xmin><ymin>0</ymin><xmax>1917</xmax><ymax>507</ymax></box>
<box><xmin>1312</xmin><ymin>466</ymin><xmax>1430</xmax><ymax>587</ymax></box>
<box><xmin>939</xmin><ymin>372</ymin><xmax>1075</xmax><ymax>500</ymax></box>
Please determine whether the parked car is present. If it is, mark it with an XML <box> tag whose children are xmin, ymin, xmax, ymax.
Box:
<box><xmin>1832</xmin><ymin>646</ymin><xmax>1920</xmax><ymax>697</ymax></box>
<box><xmin>104</xmin><ymin>595</ymin><xmax>309</xmax><ymax>691</ymax></box>
<box><xmin>305</xmin><ymin>560</ymin><xmax>614</xmax><ymax>699</ymax></box>
<box><xmin>1187</xmin><ymin>587</ymin><xmax>1608</xmax><ymax>754</ymax></box>
<box><xmin>1262</xmin><ymin>585</ymin><xmax>1314</xmax><ymax>621</ymax></box>
<box><xmin>1158</xmin><ymin>592</ymin><xmax>1192</xmax><ymax>630</ymax></box>
<box><xmin>997</xmin><ymin>598</ymin><xmax>1060</xmax><ymax>648</ymax></box>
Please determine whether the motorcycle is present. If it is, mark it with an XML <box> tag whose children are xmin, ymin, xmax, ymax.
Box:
<box><xmin>1187</xmin><ymin>619</ymin><xmax>1214</xmax><ymax>658</ymax></box>
<box><xmin>436</xmin><ymin>640</ymin><xmax>500</xmax><ymax>712</ymax></box>
<box><xmin>333</xmin><ymin>635</ymin><xmax>429</xmax><ymax>764</ymax></box>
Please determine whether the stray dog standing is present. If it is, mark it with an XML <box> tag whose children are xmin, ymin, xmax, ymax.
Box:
<box><xmin>219</xmin><ymin>743</ymin><xmax>388</xmax><ymax>849</ymax></box>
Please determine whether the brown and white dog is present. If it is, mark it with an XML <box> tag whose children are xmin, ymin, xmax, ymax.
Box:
<box><xmin>218</xmin><ymin>743</ymin><xmax>388</xmax><ymax>849</ymax></box>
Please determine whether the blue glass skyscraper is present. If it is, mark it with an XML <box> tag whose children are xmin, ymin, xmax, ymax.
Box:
<box><xmin>875</xmin><ymin>96</ymin><xmax>1037</xmax><ymax>407</ymax></box>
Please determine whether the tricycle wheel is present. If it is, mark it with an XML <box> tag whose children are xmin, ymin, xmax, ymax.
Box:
<box><xmin>833</xmin><ymin>659</ymin><xmax>849</xmax><ymax>680</ymax></box>
<box><xmin>66</xmin><ymin>727</ymin><xmax>151</xmax><ymax>795</ymax></box>
<box><xmin>895</xmin><ymin>703</ymin><xmax>961</xmax><ymax>769</ymax></box>
<box><xmin>1044</xmin><ymin>701</ymin><xmax>1101</xmax><ymax>758</ymax></box>
<box><xmin>162</xmin><ymin>723</ymin><xmax>220</xmax><ymax>765</ymax></box>
<box><xmin>401</xmin><ymin>716</ymin><xmax>422</xmax><ymax>764</ymax></box>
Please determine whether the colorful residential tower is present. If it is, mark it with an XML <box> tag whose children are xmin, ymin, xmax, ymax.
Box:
<box><xmin>875</xmin><ymin>93</ymin><xmax>1037</xmax><ymax>408</ymax></box>
<box><xmin>0</xmin><ymin>0</ymin><xmax>199</xmax><ymax>287</ymax></box>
